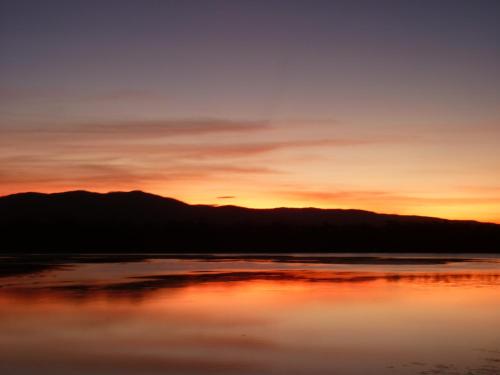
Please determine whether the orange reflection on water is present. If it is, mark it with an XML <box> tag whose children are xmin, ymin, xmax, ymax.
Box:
<box><xmin>1</xmin><ymin>268</ymin><xmax>500</xmax><ymax>375</ymax></box>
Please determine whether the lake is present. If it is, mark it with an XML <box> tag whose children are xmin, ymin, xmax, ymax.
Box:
<box><xmin>0</xmin><ymin>254</ymin><xmax>499</xmax><ymax>375</ymax></box>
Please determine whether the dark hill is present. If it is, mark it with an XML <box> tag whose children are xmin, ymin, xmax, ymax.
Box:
<box><xmin>1</xmin><ymin>190</ymin><xmax>499</xmax><ymax>252</ymax></box>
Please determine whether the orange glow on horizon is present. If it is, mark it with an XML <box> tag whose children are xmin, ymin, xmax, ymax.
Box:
<box><xmin>1</xmin><ymin>182</ymin><xmax>499</xmax><ymax>224</ymax></box>
<box><xmin>2</xmin><ymin>117</ymin><xmax>499</xmax><ymax>224</ymax></box>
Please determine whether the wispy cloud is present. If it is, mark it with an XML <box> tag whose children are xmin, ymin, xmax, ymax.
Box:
<box><xmin>1</xmin><ymin>118</ymin><xmax>271</xmax><ymax>138</ymax></box>
<box><xmin>0</xmin><ymin>161</ymin><xmax>278</xmax><ymax>190</ymax></box>
<box><xmin>0</xmin><ymin>117</ymin><xmax>393</xmax><ymax>195</ymax></box>
<box><xmin>89</xmin><ymin>89</ymin><xmax>167</xmax><ymax>102</ymax></box>
<box><xmin>280</xmin><ymin>189</ymin><xmax>500</xmax><ymax>207</ymax></box>
<box><xmin>176</xmin><ymin>138</ymin><xmax>376</xmax><ymax>158</ymax></box>
<box><xmin>0</xmin><ymin>87</ymin><xmax>166</xmax><ymax>104</ymax></box>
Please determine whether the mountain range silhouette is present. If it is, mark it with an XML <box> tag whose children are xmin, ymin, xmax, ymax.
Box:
<box><xmin>1</xmin><ymin>190</ymin><xmax>499</xmax><ymax>252</ymax></box>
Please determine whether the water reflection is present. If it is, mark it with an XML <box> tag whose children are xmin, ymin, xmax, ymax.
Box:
<box><xmin>0</xmin><ymin>255</ymin><xmax>499</xmax><ymax>375</ymax></box>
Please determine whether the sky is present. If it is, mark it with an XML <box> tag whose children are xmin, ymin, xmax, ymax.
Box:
<box><xmin>1</xmin><ymin>0</ymin><xmax>499</xmax><ymax>222</ymax></box>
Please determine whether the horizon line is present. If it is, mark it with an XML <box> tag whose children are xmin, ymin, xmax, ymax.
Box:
<box><xmin>2</xmin><ymin>189</ymin><xmax>498</xmax><ymax>226</ymax></box>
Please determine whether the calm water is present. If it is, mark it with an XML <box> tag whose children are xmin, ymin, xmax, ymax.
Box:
<box><xmin>1</xmin><ymin>254</ymin><xmax>499</xmax><ymax>375</ymax></box>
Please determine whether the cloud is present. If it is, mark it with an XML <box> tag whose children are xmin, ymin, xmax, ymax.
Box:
<box><xmin>1</xmin><ymin>118</ymin><xmax>270</xmax><ymax>138</ymax></box>
<box><xmin>0</xmin><ymin>118</ymin><xmax>276</xmax><ymax>189</ymax></box>
<box><xmin>129</xmin><ymin>138</ymin><xmax>378</xmax><ymax>159</ymax></box>
<box><xmin>457</xmin><ymin>185</ymin><xmax>500</xmax><ymax>194</ymax></box>
<box><xmin>0</xmin><ymin>160</ymin><xmax>280</xmax><ymax>194</ymax></box>
<box><xmin>0</xmin><ymin>116</ymin><xmax>391</xmax><ymax>194</ymax></box>
<box><xmin>281</xmin><ymin>190</ymin><xmax>397</xmax><ymax>202</ymax></box>
<box><xmin>280</xmin><ymin>189</ymin><xmax>500</xmax><ymax>207</ymax></box>
<box><xmin>74</xmin><ymin>119</ymin><xmax>270</xmax><ymax>137</ymax></box>
<box><xmin>0</xmin><ymin>136</ymin><xmax>377</xmax><ymax>191</ymax></box>
<box><xmin>89</xmin><ymin>89</ymin><xmax>167</xmax><ymax>102</ymax></box>
<box><xmin>0</xmin><ymin>87</ymin><xmax>161</xmax><ymax>105</ymax></box>
<box><xmin>0</xmin><ymin>87</ymin><xmax>57</xmax><ymax>101</ymax></box>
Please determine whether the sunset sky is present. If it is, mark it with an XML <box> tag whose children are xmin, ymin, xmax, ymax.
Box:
<box><xmin>1</xmin><ymin>0</ymin><xmax>499</xmax><ymax>222</ymax></box>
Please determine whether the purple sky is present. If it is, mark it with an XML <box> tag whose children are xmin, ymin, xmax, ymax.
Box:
<box><xmin>1</xmin><ymin>0</ymin><xmax>499</xmax><ymax>221</ymax></box>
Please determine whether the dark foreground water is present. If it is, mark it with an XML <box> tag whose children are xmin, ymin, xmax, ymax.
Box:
<box><xmin>0</xmin><ymin>254</ymin><xmax>499</xmax><ymax>375</ymax></box>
